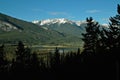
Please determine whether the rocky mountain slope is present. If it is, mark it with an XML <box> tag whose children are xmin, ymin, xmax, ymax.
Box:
<box><xmin>0</xmin><ymin>13</ymin><xmax>82</xmax><ymax>45</ymax></box>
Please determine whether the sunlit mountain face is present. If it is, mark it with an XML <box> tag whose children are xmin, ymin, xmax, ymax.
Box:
<box><xmin>32</xmin><ymin>18</ymin><xmax>108</xmax><ymax>37</ymax></box>
<box><xmin>0</xmin><ymin>13</ymin><xmax>83</xmax><ymax>45</ymax></box>
<box><xmin>0</xmin><ymin>12</ymin><xmax>108</xmax><ymax>45</ymax></box>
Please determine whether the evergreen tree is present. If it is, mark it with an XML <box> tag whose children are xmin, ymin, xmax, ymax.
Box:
<box><xmin>24</xmin><ymin>47</ymin><xmax>31</xmax><ymax>69</ymax></box>
<box><xmin>15</xmin><ymin>41</ymin><xmax>25</xmax><ymax>64</ymax></box>
<box><xmin>0</xmin><ymin>44</ymin><xmax>6</xmax><ymax>71</ymax></box>
<box><xmin>15</xmin><ymin>41</ymin><xmax>32</xmax><ymax>71</ymax></box>
<box><xmin>77</xmin><ymin>48</ymin><xmax>80</xmax><ymax>55</ymax></box>
<box><xmin>30</xmin><ymin>52</ymin><xmax>40</xmax><ymax>71</ymax></box>
<box><xmin>50</xmin><ymin>47</ymin><xmax>60</xmax><ymax>69</ymax></box>
<box><xmin>101</xmin><ymin>4</ymin><xmax>120</xmax><ymax>80</ymax></box>
<box><xmin>54</xmin><ymin>47</ymin><xmax>60</xmax><ymax>65</ymax></box>
<box><xmin>0</xmin><ymin>44</ymin><xmax>5</xmax><ymax>64</ymax></box>
<box><xmin>82</xmin><ymin>17</ymin><xmax>100</xmax><ymax>56</ymax></box>
<box><xmin>102</xmin><ymin>4</ymin><xmax>120</xmax><ymax>57</ymax></box>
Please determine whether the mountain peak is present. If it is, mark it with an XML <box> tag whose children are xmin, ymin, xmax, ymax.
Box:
<box><xmin>32</xmin><ymin>18</ymin><xmax>74</xmax><ymax>26</ymax></box>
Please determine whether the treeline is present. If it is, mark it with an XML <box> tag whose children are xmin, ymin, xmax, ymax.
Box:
<box><xmin>0</xmin><ymin>4</ymin><xmax>120</xmax><ymax>80</ymax></box>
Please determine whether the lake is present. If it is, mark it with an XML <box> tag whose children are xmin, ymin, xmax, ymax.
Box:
<box><xmin>31</xmin><ymin>45</ymin><xmax>81</xmax><ymax>53</ymax></box>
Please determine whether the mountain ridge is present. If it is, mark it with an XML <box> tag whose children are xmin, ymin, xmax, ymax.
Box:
<box><xmin>0</xmin><ymin>13</ymin><xmax>82</xmax><ymax>46</ymax></box>
<box><xmin>32</xmin><ymin>18</ymin><xmax>86</xmax><ymax>26</ymax></box>
<box><xmin>32</xmin><ymin>18</ymin><xmax>88</xmax><ymax>38</ymax></box>
<box><xmin>32</xmin><ymin>18</ymin><xmax>108</xmax><ymax>37</ymax></box>
<box><xmin>0</xmin><ymin>13</ymin><xmax>108</xmax><ymax>46</ymax></box>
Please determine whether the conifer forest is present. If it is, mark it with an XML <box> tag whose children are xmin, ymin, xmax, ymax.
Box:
<box><xmin>0</xmin><ymin>4</ymin><xmax>120</xmax><ymax>80</ymax></box>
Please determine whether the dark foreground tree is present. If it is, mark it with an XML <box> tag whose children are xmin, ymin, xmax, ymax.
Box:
<box><xmin>102</xmin><ymin>4</ymin><xmax>120</xmax><ymax>80</ymax></box>
<box><xmin>15</xmin><ymin>41</ymin><xmax>25</xmax><ymax>64</ymax></box>
<box><xmin>0</xmin><ymin>44</ymin><xmax>5</xmax><ymax>65</ymax></box>
<box><xmin>50</xmin><ymin>47</ymin><xmax>60</xmax><ymax>69</ymax></box>
<box><xmin>82</xmin><ymin>17</ymin><xmax>100</xmax><ymax>56</ymax></box>
<box><xmin>0</xmin><ymin>44</ymin><xmax>7</xmax><ymax>72</ymax></box>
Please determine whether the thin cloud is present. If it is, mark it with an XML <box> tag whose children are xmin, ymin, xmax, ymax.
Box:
<box><xmin>48</xmin><ymin>11</ymin><xmax>75</xmax><ymax>19</ymax></box>
<box><xmin>86</xmin><ymin>10</ymin><xmax>101</xmax><ymax>13</ymax></box>
<box><xmin>49</xmin><ymin>12</ymin><xmax>68</xmax><ymax>15</ymax></box>
<box><xmin>32</xmin><ymin>9</ymin><xmax>43</xmax><ymax>12</ymax></box>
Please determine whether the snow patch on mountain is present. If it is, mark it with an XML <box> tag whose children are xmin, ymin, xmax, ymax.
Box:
<box><xmin>32</xmin><ymin>20</ymin><xmax>39</xmax><ymax>24</ymax></box>
<box><xmin>75</xmin><ymin>21</ymin><xmax>87</xmax><ymax>26</ymax></box>
<box><xmin>0</xmin><ymin>20</ymin><xmax>18</xmax><ymax>31</ymax></box>
<box><xmin>32</xmin><ymin>18</ymin><xmax>108</xmax><ymax>28</ymax></box>
<box><xmin>101</xmin><ymin>23</ymin><xmax>109</xmax><ymax>28</ymax></box>
<box><xmin>42</xmin><ymin>27</ymin><xmax>49</xmax><ymax>30</ymax></box>
<box><xmin>32</xmin><ymin>18</ymin><xmax>78</xmax><ymax>26</ymax></box>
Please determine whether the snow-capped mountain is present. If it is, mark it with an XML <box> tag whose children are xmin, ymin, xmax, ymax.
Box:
<box><xmin>0</xmin><ymin>12</ymin><xmax>86</xmax><ymax>45</ymax></box>
<box><xmin>32</xmin><ymin>18</ymin><xmax>108</xmax><ymax>39</ymax></box>
<box><xmin>32</xmin><ymin>18</ymin><xmax>85</xmax><ymax>26</ymax></box>
<box><xmin>33</xmin><ymin>18</ymin><xmax>109</xmax><ymax>28</ymax></box>
<box><xmin>32</xmin><ymin>18</ymin><xmax>86</xmax><ymax>38</ymax></box>
<box><xmin>0</xmin><ymin>12</ymin><xmax>108</xmax><ymax>45</ymax></box>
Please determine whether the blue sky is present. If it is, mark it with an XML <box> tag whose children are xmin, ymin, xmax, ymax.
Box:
<box><xmin>0</xmin><ymin>0</ymin><xmax>120</xmax><ymax>24</ymax></box>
